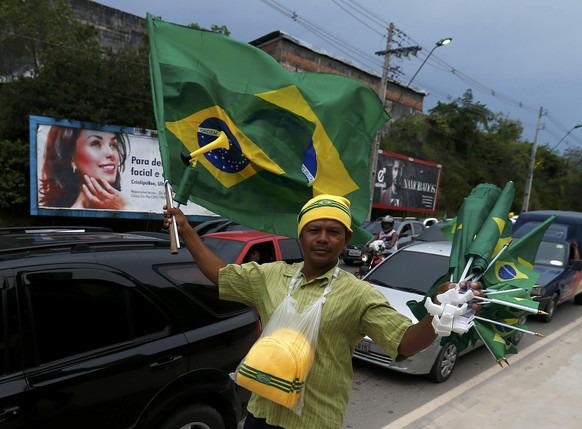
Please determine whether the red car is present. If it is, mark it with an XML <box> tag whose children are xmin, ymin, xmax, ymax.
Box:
<box><xmin>201</xmin><ymin>230</ymin><xmax>304</xmax><ymax>265</ymax></box>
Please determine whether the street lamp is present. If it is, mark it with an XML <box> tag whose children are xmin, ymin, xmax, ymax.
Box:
<box><xmin>551</xmin><ymin>124</ymin><xmax>582</xmax><ymax>150</ymax></box>
<box><xmin>368</xmin><ymin>37</ymin><xmax>452</xmax><ymax>220</ymax></box>
<box><xmin>388</xmin><ymin>37</ymin><xmax>452</xmax><ymax>115</ymax></box>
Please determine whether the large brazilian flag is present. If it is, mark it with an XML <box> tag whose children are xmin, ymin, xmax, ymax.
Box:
<box><xmin>148</xmin><ymin>15</ymin><xmax>389</xmax><ymax>245</ymax></box>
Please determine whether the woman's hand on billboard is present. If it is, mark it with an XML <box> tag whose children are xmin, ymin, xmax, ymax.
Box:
<box><xmin>81</xmin><ymin>175</ymin><xmax>130</xmax><ymax>210</ymax></box>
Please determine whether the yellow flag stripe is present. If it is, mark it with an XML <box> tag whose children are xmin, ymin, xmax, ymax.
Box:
<box><xmin>257</xmin><ymin>86</ymin><xmax>358</xmax><ymax>195</ymax></box>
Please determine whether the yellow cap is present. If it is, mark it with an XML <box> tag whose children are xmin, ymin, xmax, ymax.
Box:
<box><xmin>297</xmin><ymin>194</ymin><xmax>352</xmax><ymax>236</ymax></box>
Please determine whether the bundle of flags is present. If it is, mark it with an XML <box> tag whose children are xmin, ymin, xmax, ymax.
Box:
<box><xmin>409</xmin><ymin>181</ymin><xmax>555</xmax><ymax>365</ymax></box>
<box><xmin>147</xmin><ymin>15</ymin><xmax>389</xmax><ymax>245</ymax></box>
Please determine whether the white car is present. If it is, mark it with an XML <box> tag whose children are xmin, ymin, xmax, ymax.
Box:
<box><xmin>353</xmin><ymin>241</ymin><xmax>482</xmax><ymax>382</ymax></box>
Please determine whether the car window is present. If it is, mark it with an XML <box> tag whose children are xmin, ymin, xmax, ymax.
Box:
<box><xmin>21</xmin><ymin>269</ymin><xmax>168</xmax><ymax>365</ymax></box>
<box><xmin>400</xmin><ymin>224</ymin><xmax>412</xmax><ymax>238</ymax></box>
<box><xmin>1</xmin><ymin>280</ymin><xmax>23</xmax><ymax>376</ymax></box>
<box><xmin>366</xmin><ymin>250</ymin><xmax>450</xmax><ymax>295</ymax></box>
<box><xmin>279</xmin><ymin>238</ymin><xmax>303</xmax><ymax>263</ymax></box>
<box><xmin>412</xmin><ymin>223</ymin><xmax>424</xmax><ymax>235</ymax></box>
<box><xmin>157</xmin><ymin>264</ymin><xmax>249</xmax><ymax>317</ymax></box>
<box><xmin>535</xmin><ymin>241</ymin><xmax>568</xmax><ymax>267</ymax></box>
<box><xmin>202</xmin><ymin>237</ymin><xmax>245</xmax><ymax>264</ymax></box>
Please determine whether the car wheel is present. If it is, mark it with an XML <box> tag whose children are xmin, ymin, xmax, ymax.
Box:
<box><xmin>428</xmin><ymin>342</ymin><xmax>457</xmax><ymax>383</ymax></box>
<box><xmin>574</xmin><ymin>293</ymin><xmax>582</xmax><ymax>305</ymax></box>
<box><xmin>510</xmin><ymin>315</ymin><xmax>527</xmax><ymax>345</ymax></box>
<box><xmin>540</xmin><ymin>293</ymin><xmax>558</xmax><ymax>323</ymax></box>
<box><xmin>159</xmin><ymin>404</ymin><xmax>225</xmax><ymax>429</ymax></box>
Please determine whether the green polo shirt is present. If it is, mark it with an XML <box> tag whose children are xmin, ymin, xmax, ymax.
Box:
<box><xmin>219</xmin><ymin>261</ymin><xmax>412</xmax><ymax>429</ymax></box>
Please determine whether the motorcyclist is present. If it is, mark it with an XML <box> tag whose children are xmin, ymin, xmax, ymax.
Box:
<box><xmin>368</xmin><ymin>215</ymin><xmax>399</xmax><ymax>255</ymax></box>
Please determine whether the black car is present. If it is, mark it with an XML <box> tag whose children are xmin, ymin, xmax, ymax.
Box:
<box><xmin>0</xmin><ymin>227</ymin><xmax>259</xmax><ymax>429</ymax></box>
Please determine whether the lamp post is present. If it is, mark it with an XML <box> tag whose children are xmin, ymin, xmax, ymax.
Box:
<box><xmin>387</xmin><ymin>37</ymin><xmax>452</xmax><ymax>115</ymax></box>
<box><xmin>551</xmin><ymin>124</ymin><xmax>582</xmax><ymax>151</ymax></box>
<box><xmin>368</xmin><ymin>37</ymin><xmax>452</xmax><ymax>220</ymax></box>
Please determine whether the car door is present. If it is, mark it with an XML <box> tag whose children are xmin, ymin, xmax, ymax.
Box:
<box><xmin>0</xmin><ymin>275</ymin><xmax>32</xmax><ymax>429</ymax></box>
<box><xmin>16</xmin><ymin>265</ymin><xmax>189</xmax><ymax>429</ymax></box>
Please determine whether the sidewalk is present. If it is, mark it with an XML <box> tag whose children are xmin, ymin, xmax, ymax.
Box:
<box><xmin>383</xmin><ymin>315</ymin><xmax>582</xmax><ymax>429</ymax></box>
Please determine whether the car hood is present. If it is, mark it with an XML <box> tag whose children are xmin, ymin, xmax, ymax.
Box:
<box><xmin>368</xmin><ymin>282</ymin><xmax>424</xmax><ymax>323</ymax></box>
<box><xmin>534</xmin><ymin>265</ymin><xmax>564</xmax><ymax>287</ymax></box>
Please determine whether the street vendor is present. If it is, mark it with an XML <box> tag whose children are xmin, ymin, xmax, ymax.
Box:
<box><xmin>163</xmin><ymin>194</ymin><xmax>482</xmax><ymax>429</ymax></box>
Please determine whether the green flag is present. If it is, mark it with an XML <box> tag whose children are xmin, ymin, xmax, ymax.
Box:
<box><xmin>449</xmin><ymin>183</ymin><xmax>502</xmax><ymax>282</ymax></box>
<box><xmin>466</xmin><ymin>181</ymin><xmax>515</xmax><ymax>276</ymax></box>
<box><xmin>148</xmin><ymin>15</ymin><xmax>388</xmax><ymax>245</ymax></box>
<box><xmin>474</xmin><ymin>320</ymin><xmax>518</xmax><ymax>361</ymax></box>
<box><xmin>482</xmin><ymin>215</ymin><xmax>555</xmax><ymax>290</ymax></box>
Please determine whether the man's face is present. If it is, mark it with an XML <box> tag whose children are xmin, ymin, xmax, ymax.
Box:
<box><xmin>299</xmin><ymin>219</ymin><xmax>350</xmax><ymax>268</ymax></box>
<box><xmin>391</xmin><ymin>160</ymin><xmax>403</xmax><ymax>185</ymax></box>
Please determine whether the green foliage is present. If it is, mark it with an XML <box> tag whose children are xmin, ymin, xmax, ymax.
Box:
<box><xmin>0</xmin><ymin>139</ymin><xmax>29</xmax><ymax>213</ymax></box>
<box><xmin>384</xmin><ymin>90</ymin><xmax>576</xmax><ymax>216</ymax></box>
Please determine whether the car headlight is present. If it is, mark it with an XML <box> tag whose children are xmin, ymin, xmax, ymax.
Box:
<box><xmin>531</xmin><ymin>285</ymin><xmax>546</xmax><ymax>298</ymax></box>
<box><xmin>361</xmin><ymin>254</ymin><xmax>368</xmax><ymax>262</ymax></box>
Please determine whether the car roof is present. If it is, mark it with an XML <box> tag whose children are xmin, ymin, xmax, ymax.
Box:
<box><xmin>202</xmin><ymin>229</ymin><xmax>291</xmax><ymax>242</ymax></box>
<box><xmin>400</xmin><ymin>240</ymin><xmax>452</xmax><ymax>256</ymax></box>
<box><xmin>0</xmin><ymin>229</ymin><xmax>171</xmax><ymax>256</ymax></box>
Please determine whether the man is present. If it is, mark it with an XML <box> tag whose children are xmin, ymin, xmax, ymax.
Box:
<box><xmin>164</xmin><ymin>194</ymin><xmax>481</xmax><ymax>429</ymax></box>
<box><xmin>367</xmin><ymin>215</ymin><xmax>399</xmax><ymax>255</ymax></box>
<box><xmin>380</xmin><ymin>158</ymin><xmax>406</xmax><ymax>207</ymax></box>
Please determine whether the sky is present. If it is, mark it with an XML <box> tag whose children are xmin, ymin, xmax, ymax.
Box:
<box><xmin>96</xmin><ymin>0</ymin><xmax>582</xmax><ymax>153</ymax></box>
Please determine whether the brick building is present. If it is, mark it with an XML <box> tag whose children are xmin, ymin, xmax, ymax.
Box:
<box><xmin>62</xmin><ymin>0</ymin><xmax>425</xmax><ymax>119</ymax></box>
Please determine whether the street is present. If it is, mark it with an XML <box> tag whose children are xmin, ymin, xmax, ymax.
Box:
<box><xmin>342</xmin><ymin>297</ymin><xmax>581</xmax><ymax>429</ymax></box>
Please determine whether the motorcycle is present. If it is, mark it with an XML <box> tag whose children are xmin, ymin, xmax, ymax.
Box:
<box><xmin>354</xmin><ymin>240</ymin><xmax>389</xmax><ymax>279</ymax></box>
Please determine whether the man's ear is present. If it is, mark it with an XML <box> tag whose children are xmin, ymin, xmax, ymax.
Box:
<box><xmin>345</xmin><ymin>229</ymin><xmax>352</xmax><ymax>245</ymax></box>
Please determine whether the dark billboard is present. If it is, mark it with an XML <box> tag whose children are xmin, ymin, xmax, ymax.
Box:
<box><xmin>373</xmin><ymin>151</ymin><xmax>442</xmax><ymax>213</ymax></box>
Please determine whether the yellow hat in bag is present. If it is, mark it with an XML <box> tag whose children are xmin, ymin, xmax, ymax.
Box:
<box><xmin>235</xmin><ymin>327</ymin><xmax>314</xmax><ymax>409</ymax></box>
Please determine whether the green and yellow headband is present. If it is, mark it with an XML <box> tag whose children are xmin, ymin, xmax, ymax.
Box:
<box><xmin>297</xmin><ymin>194</ymin><xmax>352</xmax><ymax>236</ymax></box>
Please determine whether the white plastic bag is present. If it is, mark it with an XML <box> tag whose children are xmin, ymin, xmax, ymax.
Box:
<box><xmin>235</xmin><ymin>265</ymin><xmax>338</xmax><ymax>415</ymax></box>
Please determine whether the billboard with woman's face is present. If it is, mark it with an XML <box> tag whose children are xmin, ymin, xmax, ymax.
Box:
<box><xmin>373</xmin><ymin>150</ymin><xmax>442</xmax><ymax>213</ymax></box>
<box><xmin>30</xmin><ymin>115</ymin><xmax>216</xmax><ymax>220</ymax></box>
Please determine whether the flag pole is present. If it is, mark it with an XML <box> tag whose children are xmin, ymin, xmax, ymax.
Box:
<box><xmin>473</xmin><ymin>315</ymin><xmax>544</xmax><ymax>337</ymax></box>
<box><xmin>472</xmin><ymin>295</ymin><xmax>547</xmax><ymax>315</ymax></box>
<box><xmin>474</xmin><ymin>241</ymin><xmax>512</xmax><ymax>282</ymax></box>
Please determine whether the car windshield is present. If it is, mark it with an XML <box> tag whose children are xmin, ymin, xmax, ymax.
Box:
<box><xmin>201</xmin><ymin>237</ymin><xmax>246</xmax><ymax>264</ymax></box>
<box><xmin>365</xmin><ymin>250</ymin><xmax>450</xmax><ymax>295</ymax></box>
<box><xmin>364</xmin><ymin>220</ymin><xmax>401</xmax><ymax>235</ymax></box>
<box><xmin>534</xmin><ymin>241</ymin><xmax>568</xmax><ymax>267</ymax></box>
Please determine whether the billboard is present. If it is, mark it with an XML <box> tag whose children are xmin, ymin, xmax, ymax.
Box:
<box><xmin>373</xmin><ymin>150</ymin><xmax>442</xmax><ymax>213</ymax></box>
<box><xmin>30</xmin><ymin>115</ymin><xmax>217</xmax><ymax>221</ymax></box>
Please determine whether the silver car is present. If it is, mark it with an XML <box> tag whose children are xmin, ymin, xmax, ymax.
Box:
<box><xmin>353</xmin><ymin>241</ymin><xmax>482</xmax><ymax>382</ymax></box>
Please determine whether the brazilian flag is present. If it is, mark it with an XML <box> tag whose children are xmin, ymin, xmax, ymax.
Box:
<box><xmin>148</xmin><ymin>15</ymin><xmax>389</xmax><ymax>245</ymax></box>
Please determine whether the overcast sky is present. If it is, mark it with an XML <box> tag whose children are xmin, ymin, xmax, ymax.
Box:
<box><xmin>97</xmin><ymin>0</ymin><xmax>582</xmax><ymax>152</ymax></box>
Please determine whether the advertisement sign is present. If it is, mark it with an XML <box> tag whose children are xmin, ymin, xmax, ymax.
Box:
<box><xmin>30</xmin><ymin>115</ymin><xmax>217</xmax><ymax>221</ymax></box>
<box><xmin>373</xmin><ymin>150</ymin><xmax>441</xmax><ymax>213</ymax></box>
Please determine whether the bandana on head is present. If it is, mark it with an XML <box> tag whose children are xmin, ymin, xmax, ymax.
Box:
<box><xmin>297</xmin><ymin>194</ymin><xmax>352</xmax><ymax>236</ymax></box>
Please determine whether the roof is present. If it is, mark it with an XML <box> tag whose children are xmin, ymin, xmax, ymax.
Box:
<box><xmin>203</xmin><ymin>230</ymin><xmax>288</xmax><ymax>242</ymax></box>
<box><xmin>0</xmin><ymin>229</ymin><xmax>170</xmax><ymax>257</ymax></box>
<box><xmin>250</xmin><ymin>30</ymin><xmax>427</xmax><ymax>96</ymax></box>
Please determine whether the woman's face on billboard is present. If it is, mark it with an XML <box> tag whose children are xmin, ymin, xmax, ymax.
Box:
<box><xmin>73</xmin><ymin>130</ymin><xmax>120</xmax><ymax>184</ymax></box>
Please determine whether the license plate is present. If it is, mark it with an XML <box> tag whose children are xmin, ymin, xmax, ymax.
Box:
<box><xmin>355</xmin><ymin>340</ymin><xmax>369</xmax><ymax>353</ymax></box>
<box><xmin>348</xmin><ymin>250</ymin><xmax>361</xmax><ymax>256</ymax></box>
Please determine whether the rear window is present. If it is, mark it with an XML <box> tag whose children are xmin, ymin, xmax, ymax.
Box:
<box><xmin>366</xmin><ymin>250</ymin><xmax>449</xmax><ymax>295</ymax></box>
<box><xmin>202</xmin><ymin>237</ymin><xmax>245</xmax><ymax>264</ymax></box>
<box><xmin>157</xmin><ymin>264</ymin><xmax>249</xmax><ymax>316</ymax></box>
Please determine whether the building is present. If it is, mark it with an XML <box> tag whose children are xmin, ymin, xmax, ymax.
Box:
<box><xmin>62</xmin><ymin>0</ymin><xmax>425</xmax><ymax>119</ymax></box>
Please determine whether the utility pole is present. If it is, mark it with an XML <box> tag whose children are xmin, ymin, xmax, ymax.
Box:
<box><xmin>521</xmin><ymin>106</ymin><xmax>544</xmax><ymax>213</ymax></box>
<box><xmin>368</xmin><ymin>22</ymin><xmax>394</xmax><ymax>221</ymax></box>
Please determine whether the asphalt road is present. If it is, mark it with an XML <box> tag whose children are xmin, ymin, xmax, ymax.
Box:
<box><xmin>342</xmin><ymin>298</ymin><xmax>581</xmax><ymax>428</ymax></box>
